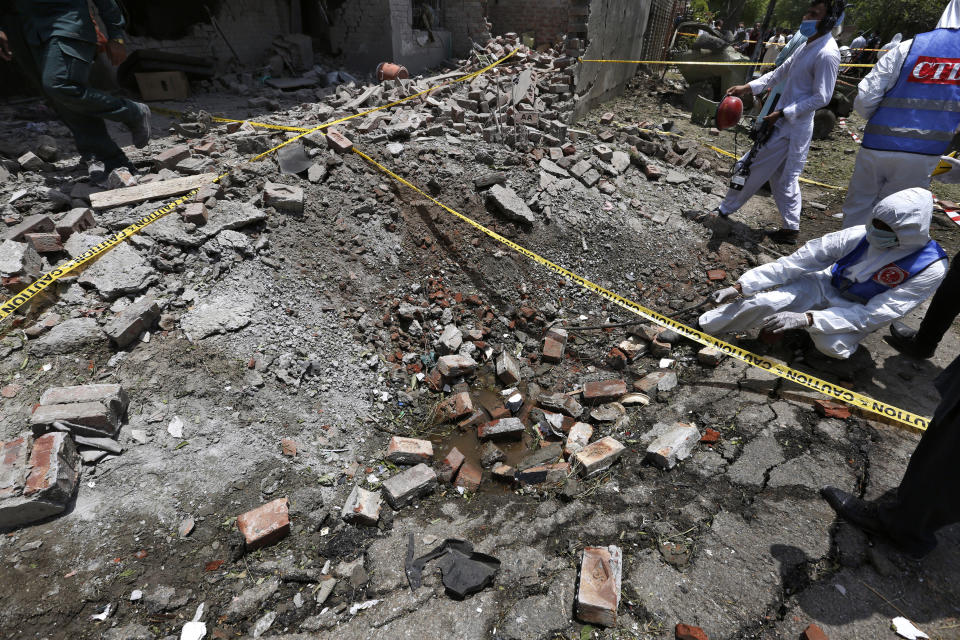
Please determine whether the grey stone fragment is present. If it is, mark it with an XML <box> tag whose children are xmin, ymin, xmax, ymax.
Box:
<box><xmin>30</xmin><ymin>402</ymin><xmax>121</xmax><ymax>438</ymax></box>
<box><xmin>142</xmin><ymin>202</ymin><xmax>266</xmax><ymax>247</ymax></box>
<box><xmin>381</xmin><ymin>463</ymin><xmax>437</xmax><ymax>509</ymax></box>
<box><xmin>0</xmin><ymin>240</ymin><xmax>42</xmax><ymax>281</ymax></box>
<box><xmin>180</xmin><ymin>294</ymin><xmax>254</xmax><ymax>341</ymax></box>
<box><xmin>436</xmin><ymin>324</ymin><xmax>463</xmax><ymax>355</ymax></box>
<box><xmin>341</xmin><ymin>485</ymin><xmax>382</xmax><ymax>525</ymax></box>
<box><xmin>496</xmin><ymin>351</ymin><xmax>521</xmax><ymax>385</ymax></box>
<box><xmin>225</xmin><ymin>578</ymin><xmax>280</xmax><ymax>621</ymax></box>
<box><xmin>103</xmin><ymin>296</ymin><xmax>161</xmax><ymax>347</ymax></box>
<box><xmin>64</xmin><ymin>233</ymin><xmax>158</xmax><ymax>300</ymax></box>
<box><xmin>143</xmin><ymin>584</ymin><xmax>191</xmax><ymax>613</ymax></box>
<box><xmin>29</xmin><ymin>318</ymin><xmax>107</xmax><ymax>356</ymax></box>
<box><xmin>486</xmin><ymin>184</ymin><xmax>536</xmax><ymax>225</ymax></box>
<box><xmin>263</xmin><ymin>181</ymin><xmax>304</xmax><ymax>213</ymax></box>
<box><xmin>645</xmin><ymin>423</ymin><xmax>700</xmax><ymax>469</ymax></box>
<box><xmin>479</xmin><ymin>442</ymin><xmax>505</xmax><ymax>468</ymax></box>
<box><xmin>500</xmin><ymin>569</ymin><xmax>575</xmax><ymax>639</ymax></box>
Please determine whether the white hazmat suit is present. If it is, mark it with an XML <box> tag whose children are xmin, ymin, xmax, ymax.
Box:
<box><xmin>718</xmin><ymin>33</ymin><xmax>840</xmax><ymax>230</ymax></box>
<box><xmin>700</xmin><ymin>188</ymin><xmax>947</xmax><ymax>358</ymax></box>
<box><xmin>841</xmin><ymin>0</ymin><xmax>960</xmax><ymax>228</ymax></box>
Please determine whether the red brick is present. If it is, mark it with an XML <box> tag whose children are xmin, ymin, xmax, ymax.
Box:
<box><xmin>6</xmin><ymin>214</ymin><xmax>54</xmax><ymax>241</ymax></box>
<box><xmin>182</xmin><ymin>203</ymin><xmax>208</xmax><ymax>225</ymax></box>
<box><xmin>438</xmin><ymin>446</ymin><xmax>465</xmax><ymax>482</ymax></box>
<box><xmin>281</xmin><ymin>438</ymin><xmax>297</xmax><ymax>457</ymax></box>
<box><xmin>23</xmin><ymin>432</ymin><xmax>79</xmax><ymax>503</ymax></box>
<box><xmin>24</xmin><ymin>232</ymin><xmax>63</xmax><ymax>254</ymax></box>
<box><xmin>706</xmin><ymin>269</ymin><xmax>727</xmax><ymax>281</ymax></box>
<box><xmin>814</xmin><ymin>399</ymin><xmax>851</xmax><ymax>419</ymax></box>
<box><xmin>582</xmin><ymin>379</ymin><xmax>627</xmax><ymax>403</ymax></box>
<box><xmin>440</xmin><ymin>391</ymin><xmax>473</xmax><ymax>421</ymax></box>
<box><xmin>675</xmin><ymin>623</ymin><xmax>709</xmax><ymax>640</ymax></box>
<box><xmin>193</xmin><ymin>140</ymin><xmax>217</xmax><ymax>155</ymax></box>
<box><xmin>237</xmin><ymin>497</ymin><xmax>289</xmax><ymax>551</ymax></box>
<box><xmin>386</xmin><ymin>436</ymin><xmax>434</xmax><ymax>465</ymax></box>
<box><xmin>154</xmin><ymin>145</ymin><xmax>191</xmax><ymax>169</ymax></box>
<box><xmin>326</xmin><ymin>130</ymin><xmax>354</xmax><ymax>153</ymax></box>
<box><xmin>1</xmin><ymin>384</ymin><xmax>20</xmax><ymax>398</ymax></box>
<box><xmin>802</xmin><ymin>624</ymin><xmax>829</xmax><ymax>640</ymax></box>
<box><xmin>700</xmin><ymin>428</ymin><xmax>721</xmax><ymax>444</ymax></box>
<box><xmin>576</xmin><ymin>545</ymin><xmax>621</xmax><ymax>626</ymax></box>
<box><xmin>0</xmin><ymin>434</ymin><xmax>32</xmax><ymax>498</ymax></box>
<box><xmin>55</xmin><ymin>208</ymin><xmax>95</xmax><ymax>240</ymax></box>
<box><xmin>454</xmin><ymin>460</ymin><xmax>482</xmax><ymax>492</ymax></box>
<box><xmin>543</xmin><ymin>336</ymin><xmax>565</xmax><ymax>363</ymax></box>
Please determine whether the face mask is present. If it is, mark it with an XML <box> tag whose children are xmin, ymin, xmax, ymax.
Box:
<box><xmin>866</xmin><ymin>223</ymin><xmax>899</xmax><ymax>249</ymax></box>
<box><xmin>799</xmin><ymin>19</ymin><xmax>819</xmax><ymax>37</ymax></box>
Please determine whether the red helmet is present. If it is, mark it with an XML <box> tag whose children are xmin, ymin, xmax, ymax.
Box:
<box><xmin>715</xmin><ymin>95</ymin><xmax>743</xmax><ymax>130</ymax></box>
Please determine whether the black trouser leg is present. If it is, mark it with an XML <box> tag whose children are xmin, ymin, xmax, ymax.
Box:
<box><xmin>914</xmin><ymin>250</ymin><xmax>960</xmax><ymax>351</ymax></box>
<box><xmin>877</xmin><ymin>410</ymin><xmax>960</xmax><ymax>541</ymax></box>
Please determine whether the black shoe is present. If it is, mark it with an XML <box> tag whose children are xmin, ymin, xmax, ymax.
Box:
<box><xmin>820</xmin><ymin>486</ymin><xmax>936</xmax><ymax>559</ymax></box>
<box><xmin>766</xmin><ymin>228</ymin><xmax>799</xmax><ymax>245</ymax></box>
<box><xmin>886</xmin><ymin>322</ymin><xmax>935</xmax><ymax>359</ymax></box>
<box><xmin>127</xmin><ymin>102</ymin><xmax>152</xmax><ymax>149</ymax></box>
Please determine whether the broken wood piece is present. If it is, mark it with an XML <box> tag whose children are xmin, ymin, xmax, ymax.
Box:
<box><xmin>89</xmin><ymin>173</ymin><xmax>218</xmax><ymax>210</ymax></box>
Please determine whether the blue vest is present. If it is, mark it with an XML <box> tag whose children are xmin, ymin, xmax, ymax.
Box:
<box><xmin>862</xmin><ymin>28</ymin><xmax>960</xmax><ymax>155</ymax></box>
<box><xmin>830</xmin><ymin>237</ymin><xmax>947</xmax><ymax>303</ymax></box>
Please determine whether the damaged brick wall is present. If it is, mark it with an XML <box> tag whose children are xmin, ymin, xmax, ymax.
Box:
<box><xmin>487</xmin><ymin>0</ymin><xmax>570</xmax><ymax>47</ymax></box>
<box><xmin>443</xmin><ymin>0</ymin><xmax>490</xmax><ymax>56</ymax></box>
<box><xmin>328</xmin><ymin>0</ymin><xmax>395</xmax><ymax>72</ymax></box>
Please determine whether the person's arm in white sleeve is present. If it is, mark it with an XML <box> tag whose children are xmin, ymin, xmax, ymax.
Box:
<box><xmin>781</xmin><ymin>49</ymin><xmax>840</xmax><ymax>122</ymax></box>
<box><xmin>747</xmin><ymin>52</ymin><xmax>796</xmax><ymax>94</ymax></box>
<box><xmin>737</xmin><ymin>228</ymin><xmax>862</xmax><ymax>295</ymax></box>
<box><xmin>853</xmin><ymin>39</ymin><xmax>910</xmax><ymax>119</ymax></box>
<box><xmin>810</xmin><ymin>259</ymin><xmax>947</xmax><ymax>334</ymax></box>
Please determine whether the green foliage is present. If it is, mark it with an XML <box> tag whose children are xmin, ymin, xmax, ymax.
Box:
<box><xmin>772</xmin><ymin>0</ymin><xmax>809</xmax><ymax>28</ymax></box>
<box><xmin>850</xmin><ymin>0</ymin><xmax>948</xmax><ymax>41</ymax></box>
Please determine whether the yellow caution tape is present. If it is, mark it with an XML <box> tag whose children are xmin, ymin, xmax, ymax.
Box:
<box><xmin>0</xmin><ymin>173</ymin><xmax>227</xmax><ymax>321</ymax></box>
<box><xmin>0</xmin><ymin>50</ymin><xmax>519</xmax><ymax>322</ymax></box>
<box><xmin>580</xmin><ymin>58</ymin><xmax>875</xmax><ymax>69</ymax></box>
<box><xmin>933</xmin><ymin>151</ymin><xmax>957</xmax><ymax>177</ymax></box>
<box><xmin>353</xmin><ymin>146</ymin><xmax>929</xmax><ymax>433</ymax></box>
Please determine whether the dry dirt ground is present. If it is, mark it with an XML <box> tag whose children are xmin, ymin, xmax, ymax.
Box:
<box><xmin>1</xmin><ymin>67</ymin><xmax>959</xmax><ymax>640</ymax></box>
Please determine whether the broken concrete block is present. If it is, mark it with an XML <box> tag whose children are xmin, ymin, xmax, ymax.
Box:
<box><xmin>478</xmin><ymin>417</ymin><xmax>525</xmax><ymax>441</ymax></box>
<box><xmin>28</xmin><ymin>318</ymin><xmax>108</xmax><ymax>357</ymax></box>
<box><xmin>479</xmin><ymin>442</ymin><xmax>505</xmax><ymax>468</ymax></box>
<box><xmin>17</xmin><ymin>151</ymin><xmax>45</xmax><ymax>171</ymax></box>
<box><xmin>0</xmin><ymin>432</ymin><xmax>80</xmax><ymax>528</ymax></box>
<box><xmin>103</xmin><ymin>296</ymin><xmax>161</xmax><ymax>347</ymax></box>
<box><xmin>538</xmin><ymin>392</ymin><xmax>582</xmax><ymax>418</ymax></box>
<box><xmin>386</xmin><ymin>436</ymin><xmax>433</xmax><ymax>465</ymax></box>
<box><xmin>341</xmin><ymin>485</ymin><xmax>382</xmax><ymax>525</ymax></box>
<box><xmin>573</xmin><ymin>437</ymin><xmax>625</xmax><ymax>476</ymax></box>
<box><xmin>182</xmin><ymin>203</ymin><xmax>208</xmax><ymax>225</ymax></box>
<box><xmin>237</xmin><ymin>497</ymin><xmax>290</xmax><ymax>551</ymax></box>
<box><xmin>564</xmin><ymin>422</ymin><xmax>593</xmax><ymax>456</ymax></box>
<box><xmin>582</xmin><ymin>379</ymin><xmax>627</xmax><ymax>404</ymax></box>
<box><xmin>64</xmin><ymin>233</ymin><xmax>158</xmax><ymax>300</ymax></box>
<box><xmin>576</xmin><ymin>545</ymin><xmax>622</xmax><ymax>627</ymax></box>
<box><xmin>485</xmin><ymin>184</ymin><xmax>536</xmax><ymax>225</ymax></box>
<box><xmin>326</xmin><ymin>130</ymin><xmax>354</xmax><ymax>153</ymax></box>
<box><xmin>542</xmin><ymin>327</ymin><xmax>568</xmax><ymax>363</ymax></box>
<box><xmin>436</xmin><ymin>324</ymin><xmax>463</xmax><ymax>354</ymax></box>
<box><xmin>454</xmin><ymin>460</ymin><xmax>483</xmax><ymax>492</ymax></box>
<box><xmin>517</xmin><ymin>462</ymin><xmax>570</xmax><ymax>484</ymax></box>
<box><xmin>40</xmin><ymin>383</ymin><xmax>128</xmax><ymax>413</ymax></box>
<box><xmin>262</xmin><ymin>182</ymin><xmax>304</xmax><ymax>214</ymax></box>
<box><xmin>0</xmin><ymin>240</ymin><xmax>42</xmax><ymax>293</ymax></box>
<box><xmin>30</xmin><ymin>402</ymin><xmax>120</xmax><ymax>438</ymax></box>
<box><xmin>55</xmin><ymin>208</ymin><xmax>95</xmax><ymax>240</ymax></box>
<box><xmin>645</xmin><ymin>423</ymin><xmax>699</xmax><ymax>469</ymax></box>
<box><xmin>634</xmin><ymin>370</ymin><xmax>678</xmax><ymax>394</ymax></box>
<box><xmin>4</xmin><ymin>214</ymin><xmax>54</xmax><ymax>242</ymax></box>
<box><xmin>496</xmin><ymin>351</ymin><xmax>522</xmax><ymax>385</ymax></box>
<box><xmin>382</xmin><ymin>463</ymin><xmax>437</xmax><ymax>509</ymax></box>
<box><xmin>438</xmin><ymin>447</ymin><xmax>465</xmax><ymax>483</ymax></box>
<box><xmin>436</xmin><ymin>354</ymin><xmax>477</xmax><ymax>378</ymax></box>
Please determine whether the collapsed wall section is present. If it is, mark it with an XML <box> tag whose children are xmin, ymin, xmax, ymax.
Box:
<box><xmin>487</xmin><ymin>0</ymin><xmax>571</xmax><ymax>47</ymax></box>
<box><xmin>573</xmin><ymin>0</ymin><xmax>652</xmax><ymax>120</ymax></box>
<box><xmin>328</xmin><ymin>0</ymin><xmax>395</xmax><ymax>72</ymax></box>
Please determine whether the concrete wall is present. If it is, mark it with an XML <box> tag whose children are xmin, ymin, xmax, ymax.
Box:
<box><xmin>328</xmin><ymin>0</ymin><xmax>395</xmax><ymax>73</ymax></box>
<box><xmin>573</xmin><ymin>0</ymin><xmax>652</xmax><ymax>120</ymax></box>
<box><xmin>487</xmin><ymin>0</ymin><xmax>570</xmax><ymax>47</ymax></box>
<box><xmin>443</xmin><ymin>0</ymin><xmax>490</xmax><ymax>57</ymax></box>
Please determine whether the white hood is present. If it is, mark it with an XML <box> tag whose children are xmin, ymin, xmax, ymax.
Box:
<box><xmin>938</xmin><ymin>0</ymin><xmax>960</xmax><ymax>28</ymax></box>
<box><xmin>846</xmin><ymin>187</ymin><xmax>934</xmax><ymax>282</ymax></box>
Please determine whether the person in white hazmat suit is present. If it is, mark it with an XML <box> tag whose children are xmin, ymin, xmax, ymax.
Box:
<box><xmin>702</xmin><ymin>0</ymin><xmax>841</xmax><ymax>245</ymax></box>
<box><xmin>698</xmin><ymin>188</ymin><xmax>947</xmax><ymax>359</ymax></box>
<box><xmin>840</xmin><ymin>0</ymin><xmax>960</xmax><ymax>229</ymax></box>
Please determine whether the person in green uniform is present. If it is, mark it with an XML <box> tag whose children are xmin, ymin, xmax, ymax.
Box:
<box><xmin>0</xmin><ymin>0</ymin><xmax>151</xmax><ymax>172</ymax></box>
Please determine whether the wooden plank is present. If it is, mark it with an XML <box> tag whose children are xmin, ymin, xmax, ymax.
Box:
<box><xmin>89</xmin><ymin>173</ymin><xmax>218</xmax><ymax>210</ymax></box>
